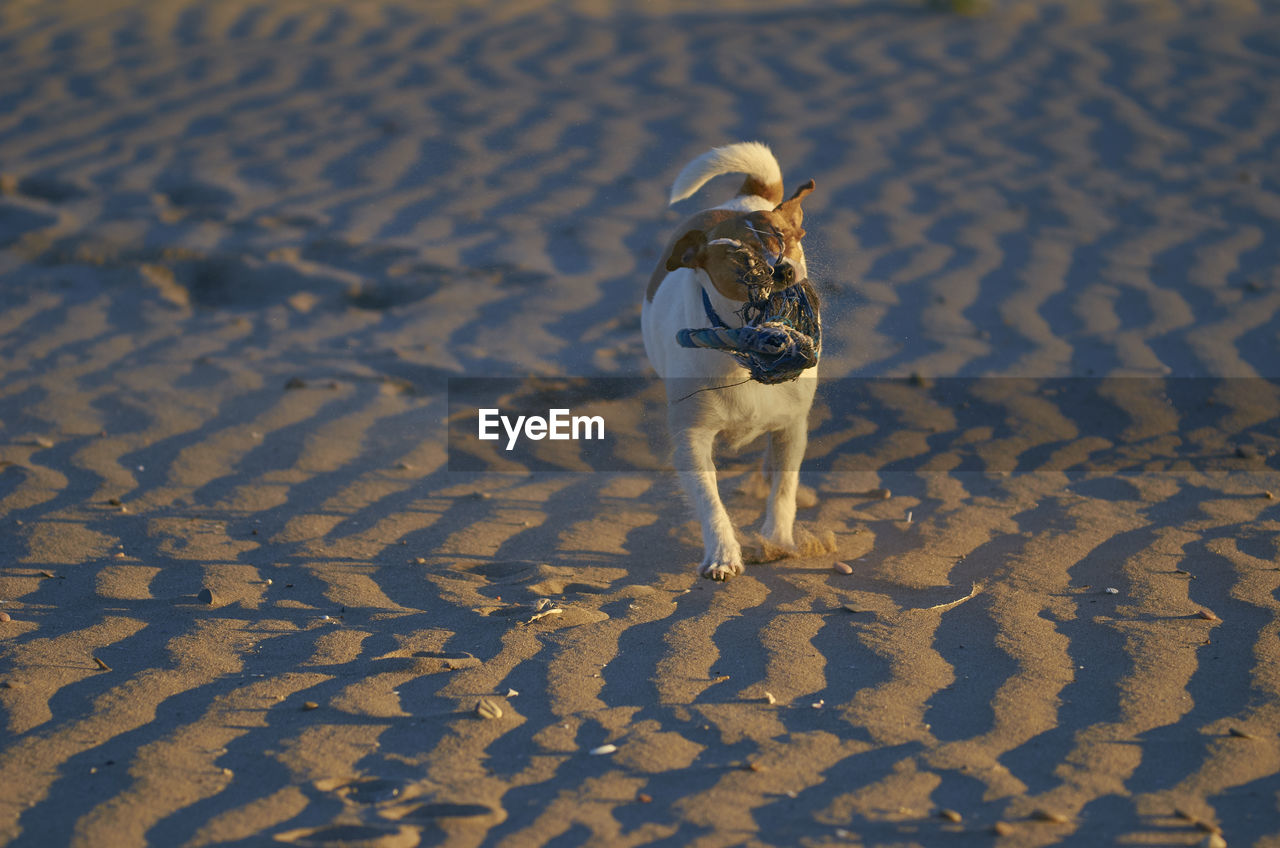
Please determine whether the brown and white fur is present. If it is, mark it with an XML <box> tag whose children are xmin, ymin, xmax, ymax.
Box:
<box><xmin>642</xmin><ymin>142</ymin><xmax>818</xmax><ymax>580</ymax></box>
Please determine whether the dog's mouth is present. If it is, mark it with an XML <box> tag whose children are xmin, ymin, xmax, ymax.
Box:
<box><xmin>713</xmin><ymin>220</ymin><xmax>807</xmax><ymax>296</ymax></box>
<box><xmin>713</xmin><ymin>246</ymin><xmax>795</xmax><ymax>298</ymax></box>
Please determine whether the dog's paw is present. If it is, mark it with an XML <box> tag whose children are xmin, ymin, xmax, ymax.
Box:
<box><xmin>700</xmin><ymin>559</ymin><xmax>744</xmax><ymax>581</ymax></box>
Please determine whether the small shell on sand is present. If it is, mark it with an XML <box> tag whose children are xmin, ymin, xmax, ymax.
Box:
<box><xmin>589</xmin><ymin>744</ymin><xmax>617</xmax><ymax>755</ymax></box>
<box><xmin>0</xmin><ymin>612</ymin><xmax>10</xmax><ymax>623</ymax></box>
<box><xmin>763</xmin><ymin>692</ymin><xmax>776</xmax><ymax>705</ymax></box>
<box><xmin>302</xmin><ymin>701</ymin><xmax>319</xmax><ymax>711</ymax></box>
<box><xmin>1031</xmin><ymin>808</ymin><xmax>1069</xmax><ymax>824</ymax></box>
<box><xmin>1197</xmin><ymin>609</ymin><xmax>1221</xmax><ymax>621</ymax></box>
<box><xmin>197</xmin><ymin>588</ymin><xmax>215</xmax><ymax>605</ymax></box>
<box><xmin>475</xmin><ymin>699</ymin><xmax>503</xmax><ymax>720</ymax></box>
<box><xmin>833</xmin><ymin>561</ymin><xmax>853</xmax><ymax>574</ymax></box>
<box><xmin>938</xmin><ymin>809</ymin><xmax>962</xmax><ymax>823</ymax></box>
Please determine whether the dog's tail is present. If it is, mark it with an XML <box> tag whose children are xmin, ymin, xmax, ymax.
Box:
<box><xmin>669</xmin><ymin>141</ymin><xmax>783</xmax><ymax>206</ymax></box>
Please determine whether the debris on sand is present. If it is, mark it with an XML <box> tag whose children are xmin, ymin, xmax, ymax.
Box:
<box><xmin>528</xmin><ymin>598</ymin><xmax>564</xmax><ymax>622</ymax></box>
<box><xmin>475</xmin><ymin>699</ymin><xmax>503</xmax><ymax>720</ymax></box>
<box><xmin>1031</xmin><ymin>808</ymin><xmax>1069</xmax><ymax>824</ymax></box>
<box><xmin>920</xmin><ymin>582</ymin><xmax>983</xmax><ymax>613</ymax></box>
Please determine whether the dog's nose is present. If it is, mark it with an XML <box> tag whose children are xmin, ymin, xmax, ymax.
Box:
<box><xmin>771</xmin><ymin>261</ymin><xmax>795</xmax><ymax>286</ymax></box>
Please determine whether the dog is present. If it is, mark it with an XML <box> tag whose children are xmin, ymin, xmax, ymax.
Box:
<box><xmin>642</xmin><ymin>142</ymin><xmax>819</xmax><ymax>581</ymax></box>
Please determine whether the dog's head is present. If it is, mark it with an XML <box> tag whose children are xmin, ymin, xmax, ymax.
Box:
<box><xmin>666</xmin><ymin>180</ymin><xmax>815</xmax><ymax>303</ymax></box>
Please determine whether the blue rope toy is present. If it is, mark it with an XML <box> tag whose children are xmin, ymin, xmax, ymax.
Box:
<box><xmin>677</xmin><ymin>281</ymin><xmax>822</xmax><ymax>385</ymax></box>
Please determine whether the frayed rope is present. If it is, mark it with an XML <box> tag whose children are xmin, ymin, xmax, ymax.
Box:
<box><xmin>677</xmin><ymin>282</ymin><xmax>821</xmax><ymax>385</ymax></box>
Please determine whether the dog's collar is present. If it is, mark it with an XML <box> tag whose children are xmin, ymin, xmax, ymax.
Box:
<box><xmin>700</xmin><ymin>286</ymin><xmax>729</xmax><ymax>329</ymax></box>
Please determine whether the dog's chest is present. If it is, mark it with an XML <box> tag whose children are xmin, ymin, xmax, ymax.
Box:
<box><xmin>713</xmin><ymin>378</ymin><xmax>817</xmax><ymax>449</ymax></box>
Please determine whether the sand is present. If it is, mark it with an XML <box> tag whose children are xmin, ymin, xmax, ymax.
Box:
<box><xmin>2</xmin><ymin>0</ymin><xmax>1280</xmax><ymax>845</ymax></box>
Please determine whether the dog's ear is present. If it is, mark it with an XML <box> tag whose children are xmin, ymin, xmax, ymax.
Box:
<box><xmin>666</xmin><ymin>229</ymin><xmax>708</xmax><ymax>271</ymax></box>
<box><xmin>774</xmin><ymin>179</ymin><xmax>816</xmax><ymax>230</ymax></box>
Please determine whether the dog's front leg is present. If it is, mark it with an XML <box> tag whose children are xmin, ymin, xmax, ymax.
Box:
<box><xmin>673</xmin><ymin>426</ymin><xmax>743</xmax><ymax>580</ymax></box>
<box><xmin>761</xmin><ymin>419</ymin><xmax>808</xmax><ymax>551</ymax></box>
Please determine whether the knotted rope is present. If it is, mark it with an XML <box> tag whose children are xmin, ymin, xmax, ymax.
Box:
<box><xmin>677</xmin><ymin>281</ymin><xmax>822</xmax><ymax>385</ymax></box>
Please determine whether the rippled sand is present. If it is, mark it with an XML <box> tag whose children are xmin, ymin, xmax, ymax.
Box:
<box><xmin>2</xmin><ymin>1</ymin><xmax>1279</xmax><ymax>845</ymax></box>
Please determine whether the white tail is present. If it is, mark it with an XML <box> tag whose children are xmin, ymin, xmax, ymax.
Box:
<box><xmin>669</xmin><ymin>141</ymin><xmax>783</xmax><ymax>205</ymax></box>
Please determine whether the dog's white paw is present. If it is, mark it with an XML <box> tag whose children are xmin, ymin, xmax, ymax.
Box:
<box><xmin>700</xmin><ymin>558</ymin><xmax>744</xmax><ymax>581</ymax></box>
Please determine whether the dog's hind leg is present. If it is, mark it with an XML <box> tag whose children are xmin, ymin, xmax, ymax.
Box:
<box><xmin>761</xmin><ymin>419</ymin><xmax>809</xmax><ymax>550</ymax></box>
<box><xmin>742</xmin><ymin>444</ymin><xmax>817</xmax><ymax>508</ymax></box>
<box><xmin>737</xmin><ymin>466</ymin><xmax>771</xmax><ymax>500</ymax></box>
<box><xmin>673</xmin><ymin>426</ymin><xmax>743</xmax><ymax>580</ymax></box>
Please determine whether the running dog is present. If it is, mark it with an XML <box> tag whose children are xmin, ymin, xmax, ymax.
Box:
<box><xmin>642</xmin><ymin>142</ymin><xmax>820</xmax><ymax>580</ymax></box>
